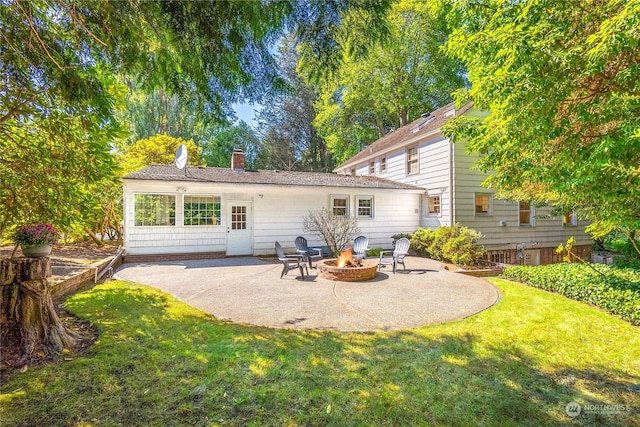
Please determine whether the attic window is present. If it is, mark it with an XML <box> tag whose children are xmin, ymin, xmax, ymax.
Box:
<box><xmin>410</xmin><ymin>115</ymin><xmax>435</xmax><ymax>133</ymax></box>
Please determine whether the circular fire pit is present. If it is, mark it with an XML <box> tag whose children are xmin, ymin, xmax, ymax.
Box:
<box><xmin>317</xmin><ymin>258</ymin><xmax>379</xmax><ymax>282</ymax></box>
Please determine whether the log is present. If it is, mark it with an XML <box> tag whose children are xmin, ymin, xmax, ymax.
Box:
<box><xmin>1</xmin><ymin>257</ymin><xmax>80</xmax><ymax>362</ymax></box>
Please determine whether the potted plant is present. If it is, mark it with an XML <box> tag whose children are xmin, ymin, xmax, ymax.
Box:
<box><xmin>13</xmin><ymin>223</ymin><xmax>59</xmax><ymax>257</ymax></box>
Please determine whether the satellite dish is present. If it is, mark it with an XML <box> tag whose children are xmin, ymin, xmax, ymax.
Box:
<box><xmin>174</xmin><ymin>144</ymin><xmax>187</xmax><ymax>169</ymax></box>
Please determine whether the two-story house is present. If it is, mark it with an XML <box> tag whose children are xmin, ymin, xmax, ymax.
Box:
<box><xmin>333</xmin><ymin>102</ymin><xmax>592</xmax><ymax>265</ymax></box>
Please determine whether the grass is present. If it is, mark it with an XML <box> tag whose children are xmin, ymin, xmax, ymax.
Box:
<box><xmin>1</xmin><ymin>279</ymin><xmax>639</xmax><ymax>426</ymax></box>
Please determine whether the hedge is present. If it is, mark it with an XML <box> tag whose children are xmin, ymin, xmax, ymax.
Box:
<box><xmin>503</xmin><ymin>263</ymin><xmax>640</xmax><ymax>325</ymax></box>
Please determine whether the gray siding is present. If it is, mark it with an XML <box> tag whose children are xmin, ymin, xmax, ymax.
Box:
<box><xmin>453</xmin><ymin>142</ymin><xmax>591</xmax><ymax>251</ymax></box>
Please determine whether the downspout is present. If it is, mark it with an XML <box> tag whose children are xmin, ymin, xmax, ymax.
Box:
<box><xmin>449</xmin><ymin>140</ymin><xmax>455</xmax><ymax>226</ymax></box>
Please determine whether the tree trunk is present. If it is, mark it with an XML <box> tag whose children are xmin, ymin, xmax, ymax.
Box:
<box><xmin>0</xmin><ymin>257</ymin><xmax>79</xmax><ymax>362</ymax></box>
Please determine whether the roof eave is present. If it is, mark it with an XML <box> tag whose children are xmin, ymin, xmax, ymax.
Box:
<box><xmin>333</xmin><ymin>127</ymin><xmax>443</xmax><ymax>172</ymax></box>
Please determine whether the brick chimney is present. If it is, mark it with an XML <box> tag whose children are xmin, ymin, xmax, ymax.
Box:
<box><xmin>231</xmin><ymin>148</ymin><xmax>245</xmax><ymax>171</ymax></box>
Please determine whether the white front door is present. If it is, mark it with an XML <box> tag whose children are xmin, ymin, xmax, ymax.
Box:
<box><xmin>226</xmin><ymin>201</ymin><xmax>253</xmax><ymax>256</ymax></box>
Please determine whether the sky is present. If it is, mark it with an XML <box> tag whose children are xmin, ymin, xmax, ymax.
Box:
<box><xmin>232</xmin><ymin>103</ymin><xmax>260</xmax><ymax>127</ymax></box>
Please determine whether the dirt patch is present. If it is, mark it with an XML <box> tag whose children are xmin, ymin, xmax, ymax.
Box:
<box><xmin>0</xmin><ymin>241</ymin><xmax>119</xmax><ymax>265</ymax></box>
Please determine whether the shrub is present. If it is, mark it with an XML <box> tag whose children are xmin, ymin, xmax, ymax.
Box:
<box><xmin>503</xmin><ymin>263</ymin><xmax>640</xmax><ymax>325</ymax></box>
<box><xmin>411</xmin><ymin>224</ymin><xmax>485</xmax><ymax>266</ymax></box>
<box><xmin>303</xmin><ymin>208</ymin><xmax>360</xmax><ymax>256</ymax></box>
<box><xmin>366</xmin><ymin>247</ymin><xmax>384</xmax><ymax>258</ymax></box>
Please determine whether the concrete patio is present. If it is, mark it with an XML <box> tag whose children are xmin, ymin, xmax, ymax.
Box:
<box><xmin>114</xmin><ymin>256</ymin><xmax>501</xmax><ymax>332</ymax></box>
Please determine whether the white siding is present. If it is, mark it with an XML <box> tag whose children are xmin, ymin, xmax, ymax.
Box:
<box><xmin>342</xmin><ymin>136</ymin><xmax>454</xmax><ymax>228</ymax></box>
<box><xmin>123</xmin><ymin>180</ymin><xmax>421</xmax><ymax>256</ymax></box>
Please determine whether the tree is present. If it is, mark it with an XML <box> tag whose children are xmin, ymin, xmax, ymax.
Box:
<box><xmin>1</xmin><ymin>0</ymin><xmax>392</xmax><ymax>239</ymax></box>
<box><xmin>119</xmin><ymin>135</ymin><xmax>203</xmax><ymax>175</ymax></box>
<box><xmin>442</xmin><ymin>0</ymin><xmax>640</xmax><ymax>251</ymax></box>
<box><xmin>116</xmin><ymin>87</ymin><xmax>210</xmax><ymax>150</ymax></box>
<box><xmin>309</xmin><ymin>0</ymin><xmax>467</xmax><ymax>163</ymax></box>
<box><xmin>201</xmin><ymin>122</ymin><xmax>260</xmax><ymax>169</ymax></box>
<box><xmin>256</xmin><ymin>35</ymin><xmax>332</xmax><ymax>172</ymax></box>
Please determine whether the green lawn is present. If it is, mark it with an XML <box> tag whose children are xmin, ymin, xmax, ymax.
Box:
<box><xmin>1</xmin><ymin>279</ymin><xmax>638</xmax><ymax>426</ymax></box>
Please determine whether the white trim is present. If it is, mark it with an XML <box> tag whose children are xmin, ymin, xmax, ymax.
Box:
<box><xmin>474</xmin><ymin>193</ymin><xmax>493</xmax><ymax>216</ymax></box>
<box><xmin>519</xmin><ymin>202</ymin><xmax>535</xmax><ymax>227</ymax></box>
<box><xmin>356</xmin><ymin>195</ymin><xmax>375</xmax><ymax>219</ymax></box>
<box><xmin>334</xmin><ymin>128</ymin><xmax>441</xmax><ymax>172</ymax></box>
<box><xmin>330</xmin><ymin>194</ymin><xmax>350</xmax><ymax>217</ymax></box>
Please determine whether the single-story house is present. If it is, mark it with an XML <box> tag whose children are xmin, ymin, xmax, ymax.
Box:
<box><xmin>333</xmin><ymin>102</ymin><xmax>593</xmax><ymax>265</ymax></box>
<box><xmin>122</xmin><ymin>150</ymin><xmax>424</xmax><ymax>261</ymax></box>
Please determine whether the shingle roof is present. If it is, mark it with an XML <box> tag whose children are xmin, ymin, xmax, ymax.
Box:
<box><xmin>335</xmin><ymin>101</ymin><xmax>472</xmax><ymax>171</ymax></box>
<box><xmin>123</xmin><ymin>165</ymin><xmax>424</xmax><ymax>191</ymax></box>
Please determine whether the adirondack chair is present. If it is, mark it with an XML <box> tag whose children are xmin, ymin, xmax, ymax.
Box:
<box><xmin>378</xmin><ymin>237</ymin><xmax>410</xmax><ymax>273</ymax></box>
<box><xmin>295</xmin><ymin>236</ymin><xmax>323</xmax><ymax>268</ymax></box>
<box><xmin>275</xmin><ymin>241</ymin><xmax>307</xmax><ymax>279</ymax></box>
<box><xmin>353</xmin><ymin>235</ymin><xmax>369</xmax><ymax>259</ymax></box>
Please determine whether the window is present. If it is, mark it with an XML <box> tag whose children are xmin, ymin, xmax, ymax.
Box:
<box><xmin>231</xmin><ymin>205</ymin><xmax>247</xmax><ymax>230</ymax></box>
<box><xmin>369</xmin><ymin>161</ymin><xmax>375</xmax><ymax>175</ymax></box>
<box><xmin>184</xmin><ymin>195</ymin><xmax>221</xmax><ymax>226</ymax></box>
<box><xmin>134</xmin><ymin>194</ymin><xmax>175</xmax><ymax>226</ymax></box>
<box><xmin>428</xmin><ymin>195</ymin><xmax>441</xmax><ymax>215</ymax></box>
<box><xmin>356</xmin><ymin>196</ymin><xmax>374</xmax><ymax>218</ymax></box>
<box><xmin>563</xmin><ymin>210</ymin><xmax>578</xmax><ymax>226</ymax></box>
<box><xmin>380</xmin><ymin>157</ymin><xmax>387</xmax><ymax>172</ymax></box>
<box><xmin>350</xmin><ymin>168</ymin><xmax>356</xmax><ymax>175</ymax></box>
<box><xmin>474</xmin><ymin>193</ymin><xmax>492</xmax><ymax>216</ymax></box>
<box><xmin>331</xmin><ymin>195</ymin><xmax>349</xmax><ymax>217</ymax></box>
<box><xmin>406</xmin><ymin>146</ymin><xmax>419</xmax><ymax>175</ymax></box>
<box><xmin>519</xmin><ymin>202</ymin><xmax>535</xmax><ymax>226</ymax></box>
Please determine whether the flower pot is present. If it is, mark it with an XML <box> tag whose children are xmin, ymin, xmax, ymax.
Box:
<box><xmin>21</xmin><ymin>244</ymin><xmax>52</xmax><ymax>258</ymax></box>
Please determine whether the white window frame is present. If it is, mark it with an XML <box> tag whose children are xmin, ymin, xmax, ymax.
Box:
<box><xmin>369</xmin><ymin>161</ymin><xmax>375</xmax><ymax>175</ymax></box>
<box><xmin>519</xmin><ymin>202</ymin><xmax>535</xmax><ymax>227</ymax></box>
<box><xmin>133</xmin><ymin>193</ymin><xmax>176</xmax><ymax>226</ymax></box>
<box><xmin>330</xmin><ymin>194</ymin><xmax>350</xmax><ymax>217</ymax></box>
<box><xmin>356</xmin><ymin>195</ymin><xmax>374</xmax><ymax>219</ymax></box>
<box><xmin>406</xmin><ymin>146</ymin><xmax>419</xmax><ymax>175</ymax></box>
<box><xmin>428</xmin><ymin>194</ymin><xmax>442</xmax><ymax>216</ymax></box>
<box><xmin>474</xmin><ymin>193</ymin><xmax>493</xmax><ymax>216</ymax></box>
<box><xmin>183</xmin><ymin>195</ymin><xmax>221</xmax><ymax>226</ymax></box>
<box><xmin>380</xmin><ymin>157</ymin><xmax>387</xmax><ymax>172</ymax></box>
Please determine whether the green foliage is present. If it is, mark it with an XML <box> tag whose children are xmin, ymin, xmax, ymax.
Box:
<box><xmin>309</xmin><ymin>0</ymin><xmax>466</xmax><ymax>163</ymax></box>
<box><xmin>119</xmin><ymin>134</ymin><xmax>203</xmax><ymax>175</ymax></box>
<box><xmin>201</xmin><ymin>122</ymin><xmax>259</xmax><ymax>169</ymax></box>
<box><xmin>391</xmin><ymin>233</ymin><xmax>413</xmax><ymax>246</ymax></box>
<box><xmin>1</xmin><ymin>0</ymin><xmax>392</xmax><ymax>240</ymax></box>
<box><xmin>116</xmin><ymin>87</ymin><xmax>212</xmax><ymax>150</ymax></box>
<box><xmin>504</xmin><ymin>264</ymin><xmax>640</xmax><ymax>325</ymax></box>
<box><xmin>1</xmin><ymin>279</ymin><xmax>639</xmax><ymax>425</ymax></box>
<box><xmin>442</xmin><ymin>0</ymin><xmax>640</xmax><ymax>237</ymax></box>
<box><xmin>256</xmin><ymin>35</ymin><xmax>332</xmax><ymax>172</ymax></box>
<box><xmin>596</xmin><ymin>229</ymin><xmax>640</xmax><ymax>269</ymax></box>
<box><xmin>411</xmin><ymin>224</ymin><xmax>485</xmax><ymax>266</ymax></box>
<box><xmin>366</xmin><ymin>247</ymin><xmax>384</xmax><ymax>258</ymax></box>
